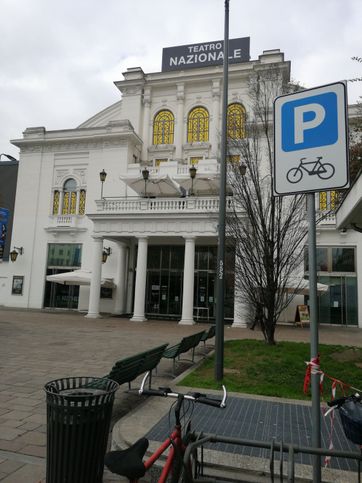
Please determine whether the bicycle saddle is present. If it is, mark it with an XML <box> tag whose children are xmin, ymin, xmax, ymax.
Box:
<box><xmin>104</xmin><ymin>437</ymin><xmax>149</xmax><ymax>479</ymax></box>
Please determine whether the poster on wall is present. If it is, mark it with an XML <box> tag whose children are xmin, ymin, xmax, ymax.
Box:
<box><xmin>0</xmin><ymin>208</ymin><xmax>9</xmax><ymax>259</ymax></box>
<box><xmin>12</xmin><ymin>276</ymin><xmax>24</xmax><ymax>295</ymax></box>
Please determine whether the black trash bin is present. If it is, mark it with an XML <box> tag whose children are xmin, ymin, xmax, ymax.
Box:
<box><xmin>45</xmin><ymin>376</ymin><xmax>119</xmax><ymax>483</ymax></box>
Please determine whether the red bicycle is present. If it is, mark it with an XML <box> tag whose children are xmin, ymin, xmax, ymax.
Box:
<box><xmin>105</xmin><ymin>372</ymin><xmax>226</xmax><ymax>482</ymax></box>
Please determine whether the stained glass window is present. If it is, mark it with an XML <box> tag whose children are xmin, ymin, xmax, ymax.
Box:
<box><xmin>52</xmin><ymin>191</ymin><xmax>60</xmax><ymax>215</ymax></box>
<box><xmin>79</xmin><ymin>190</ymin><xmax>86</xmax><ymax>215</ymax></box>
<box><xmin>153</xmin><ymin>110</ymin><xmax>174</xmax><ymax>145</ymax></box>
<box><xmin>319</xmin><ymin>191</ymin><xmax>328</xmax><ymax>211</ymax></box>
<box><xmin>227</xmin><ymin>103</ymin><xmax>245</xmax><ymax>139</ymax></box>
<box><xmin>187</xmin><ymin>107</ymin><xmax>209</xmax><ymax>143</ymax></box>
<box><xmin>319</xmin><ymin>191</ymin><xmax>339</xmax><ymax>211</ymax></box>
<box><xmin>62</xmin><ymin>178</ymin><xmax>77</xmax><ymax>215</ymax></box>
<box><xmin>190</xmin><ymin>157</ymin><xmax>202</xmax><ymax>166</ymax></box>
<box><xmin>227</xmin><ymin>155</ymin><xmax>241</xmax><ymax>164</ymax></box>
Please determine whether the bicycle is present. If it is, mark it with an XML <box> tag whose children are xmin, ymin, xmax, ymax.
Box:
<box><xmin>104</xmin><ymin>372</ymin><xmax>227</xmax><ymax>482</ymax></box>
<box><xmin>286</xmin><ymin>156</ymin><xmax>335</xmax><ymax>184</ymax></box>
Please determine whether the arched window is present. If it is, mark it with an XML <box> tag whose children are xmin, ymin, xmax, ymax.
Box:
<box><xmin>62</xmin><ymin>179</ymin><xmax>77</xmax><ymax>215</ymax></box>
<box><xmin>187</xmin><ymin>107</ymin><xmax>209</xmax><ymax>143</ymax></box>
<box><xmin>52</xmin><ymin>178</ymin><xmax>86</xmax><ymax>216</ymax></box>
<box><xmin>227</xmin><ymin>103</ymin><xmax>246</xmax><ymax>139</ymax></box>
<box><xmin>153</xmin><ymin>110</ymin><xmax>175</xmax><ymax>144</ymax></box>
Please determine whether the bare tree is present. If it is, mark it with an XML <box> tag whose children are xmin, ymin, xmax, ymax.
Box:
<box><xmin>226</xmin><ymin>69</ymin><xmax>308</xmax><ymax>345</ymax></box>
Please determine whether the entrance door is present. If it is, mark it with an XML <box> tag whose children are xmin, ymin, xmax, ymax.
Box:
<box><xmin>145</xmin><ymin>270</ymin><xmax>183</xmax><ymax>318</ymax></box>
<box><xmin>44</xmin><ymin>269</ymin><xmax>79</xmax><ymax>309</ymax></box>
<box><xmin>318</xmin><ymin>275</ymin><xmax>358</xmax><ymax>325</ymax></box>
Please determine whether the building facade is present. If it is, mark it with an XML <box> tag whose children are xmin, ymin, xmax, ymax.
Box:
<box><xmin>1</xmin><ymin>43</ymin><xmax>361</xmax><ymax>328</ymax></box>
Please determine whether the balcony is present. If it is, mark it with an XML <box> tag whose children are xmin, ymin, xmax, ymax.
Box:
<box><xmin>95</xmin><ymin>196</ymin><xmax>234</xmax><ymax>215</ymax></box>
<box><xmin>44</xmin><ymin>215</ymin><xmax>88</xmax><ymax>234</ymax></box>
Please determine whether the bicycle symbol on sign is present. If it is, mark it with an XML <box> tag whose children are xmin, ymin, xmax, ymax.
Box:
<box><xmin>286</xmin><ymin>156</ymin><xmax>335</xmax><ymax>184</ymax></box>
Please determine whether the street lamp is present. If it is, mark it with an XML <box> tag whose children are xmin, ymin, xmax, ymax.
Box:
<box><xmin>189</xmin><ymin>166</ymin><xmax>197</xmax><ymax>196</ymax></box>
<box><xmin>10</xmin><ymin>246</ymin><xmax>23</xmax><ymax>262</ymax></box>
<box><xmin>102</xmin><ymin>247</ymin><xmax>111</xmax><ymax>263</ymax></box>
<box><xmin>142</xmin><ymin>168</ymin><xmax>149</xmax><ymax>197</ymax></box>
<box><xmin>0</xmin><ymin>153</ymin><xmax>17</xmax><ymax>162</ymax></box>
<box><xmin>240</xmin><ymin>162</ymin><xmax>247</xmax><ymax>176</ymax></box>
<box><xmin>99</xmin><ymin>169</ymin><xmax>107</xmax><ymax>198</ymax></box>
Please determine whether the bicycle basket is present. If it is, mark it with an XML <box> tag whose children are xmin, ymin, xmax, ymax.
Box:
<box><xmin>338</xmin><ymin>399</ymin><xmax>362</xmax><ymax>445</ymax></box>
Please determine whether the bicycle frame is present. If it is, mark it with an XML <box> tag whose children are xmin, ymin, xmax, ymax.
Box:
<box><xmin>142</xmin><ymin>424</ymin><xmax>184</xmax><ymax>483</ymax></box>
<box><xmin>298</xmin><ymin>157</ymin><xmax>323</xmax><ymax>174</ymax></box>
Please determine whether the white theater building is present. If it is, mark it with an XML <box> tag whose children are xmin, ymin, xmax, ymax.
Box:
<box><xmin>1</xmin><ymin>39</ymin><xmax>361</xmax><ymax>328</ymax></box>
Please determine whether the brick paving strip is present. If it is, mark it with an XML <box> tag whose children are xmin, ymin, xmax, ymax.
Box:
<box><xmin>0</xmin><ymin>308</ymin><xmax>360</xmax><ymax>482</ymax></box>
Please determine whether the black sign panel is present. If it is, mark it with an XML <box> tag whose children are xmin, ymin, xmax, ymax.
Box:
<box><xmin>0</xmin><ymin>161</ymin><xmax>18</xmax><ymax>261</ymax></box>
<box><xmin>162</xmin><ymin>37</ymin><xmax>250</xmax><ymax>72</ymax></box>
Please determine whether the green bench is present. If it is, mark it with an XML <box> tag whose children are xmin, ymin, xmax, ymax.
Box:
<box><xmin>200</xmin><ymin>325</ymin><xmax>216</xmax><ymax>352</ymax></box>
<box><xmin>106</xmin><ymin>344</ymin><xmax>168</xmax><ymax>389</ymax></box>
<box><xmin>162</xmin><ymin>331</ymin><xmax>205</xmax><ymax>376</ymax></box>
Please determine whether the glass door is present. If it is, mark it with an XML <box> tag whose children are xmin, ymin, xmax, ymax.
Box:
<box><xmin>317</xmin><ymin>275</ymin><xmax>357</xmax><ymax>326</ymax></box>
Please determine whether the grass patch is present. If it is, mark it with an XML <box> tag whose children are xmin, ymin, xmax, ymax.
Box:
<box><xmin>179</xmin><ymin>340</ymin><xmax>362</xmax><ymax>400</ymax></box>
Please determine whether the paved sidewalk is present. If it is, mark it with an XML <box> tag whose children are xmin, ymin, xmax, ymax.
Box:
<box><xmin>0</xmin><ymin>308</ymin><xmax>360</xmax><ymax>482</ymax></box>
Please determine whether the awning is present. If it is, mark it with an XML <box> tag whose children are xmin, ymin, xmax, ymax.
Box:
<box><xmin>177</xmin><ymin>176</ymin><xmax>220</xmax><ymax>196</ymax></box>
<box><xmin>46</xmin><ymin>269</ymin><xmax>115</xmax><ymax>288</ymax></box>
<box><xmin>120</xmin><ymin>174</ymin><xmax>181</xmax><ymax>197</ymax></box>
<box><xmin>283</xmin><ymin>278</ymin><xmax>329</xmax><ymax>295</ymax></box>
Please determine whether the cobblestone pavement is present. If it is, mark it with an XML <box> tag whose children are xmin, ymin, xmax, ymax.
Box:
<box><xmin>0</xmin><ymin>308</ymin><xmax>360</xmax><ymax>482</ymax></box>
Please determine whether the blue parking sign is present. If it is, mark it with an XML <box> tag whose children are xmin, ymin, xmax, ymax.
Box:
<box><xmin>273</xmin><ymin>82</ymin><xmax>349</xmax><ymax>195</ymax></box>
<box><xmin>281</xmin><ymin>92</ymin><xmax>338</xmax><ymax>152</ymax></box>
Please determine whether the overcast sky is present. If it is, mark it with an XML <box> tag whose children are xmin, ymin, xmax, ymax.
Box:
<box><xmin>1</xmin><ymin>0</ymin><xmax>361</xmax><ymax>159</ymax></box>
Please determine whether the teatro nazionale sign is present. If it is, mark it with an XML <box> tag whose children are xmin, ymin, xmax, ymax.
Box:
<box><xmin>162</xmin><ymin>37</ymin><xmax>250</xmax><ymax>72</ymax></box>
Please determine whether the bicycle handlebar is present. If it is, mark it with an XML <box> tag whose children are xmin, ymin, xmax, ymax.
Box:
<box><xmin>327</xmin><ymin>393</ymin><xmax>361</xmax><ymax>408</ymax></box>
<box><xmin>139</xmin><ymin>372</ymin><xmax>227</xmax><ymax>408</ymax></box>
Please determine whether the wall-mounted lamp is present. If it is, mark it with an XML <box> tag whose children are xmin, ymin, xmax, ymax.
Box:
<box><xmin>189</xmin><ymin>166</ymin><xmax>197</xmax><ymax>196</ymax></box>
<box><xmin>102</xmin><ymin>247</ymin><xmax>112</xmax><ymax>264</ymax></box>
<box><xmin>240</xmin><ymin>162</ymin><xmax>247</xmax><ymax>176</ymax></box>
<box><xmin>99</xmin><ymin>169</ymin><xmax>107</xmax><ymax>198</ymax></box>
<box><xmin>10</xmin><ymin>246</ymin><xmax>23</xmax><ymax>262</ymax></box>
<box><xmin>142</xmin><ymin>167</ymin><xmax>149</xmax><ymax>198</ymax></box>
<box><xmin>0</xmin><ymin>153</ymin><xmax>18</xmax><ymax>162</ymax></box>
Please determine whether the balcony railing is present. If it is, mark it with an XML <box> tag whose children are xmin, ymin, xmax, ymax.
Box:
<box><xmin>95</xmin><ymin>196</ymin><xmax>234</xmax><ymax>215</ymax></box>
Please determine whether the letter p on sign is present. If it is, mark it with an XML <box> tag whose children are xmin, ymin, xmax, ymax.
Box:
<box><xmin>281</xmin><ymin>92</ymin><xmax>338</xmax><ymax>152</ymax></box>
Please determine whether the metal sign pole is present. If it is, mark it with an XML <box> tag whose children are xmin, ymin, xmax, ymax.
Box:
<box><xmin>307</xmin><ymin>193</ymin><xmax>321</xmax><ymax>483</ymax></box>
<box><xmin>215</xmin><ymin>0</ymin><xmax>229</xmax><ymax>382</ymax></box>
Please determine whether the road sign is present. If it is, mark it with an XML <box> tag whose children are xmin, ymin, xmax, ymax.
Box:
<box><xmin>273</xmin><ymin>82</ymin><xmax>349</xmax><ymax>195</ymax></box>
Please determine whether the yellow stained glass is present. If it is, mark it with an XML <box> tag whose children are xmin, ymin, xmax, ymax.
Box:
<box><xmin>187</xmin><ymin>107</ymin><xmax>209</xmax><ymax>143</ymax></box>
<box><xmin>190</xmin><ymin>157</ymin><xmax>202</xmax><ymax>166</ymax></box>
<box><xmin>52</xmin><ymin>191</ymin><xmax>60</xmax><ymax>215</ymax></box>
<box><xmin>79</xmin><ymin>190</ymin><xmax>86</xmax><ymax>215</ymax></box>
<box><xmin>227</xmin><ymin>103</ymin><xmax>245</xmax><ymax>139</ymax></box>
<box><xmin>319</xmin><ymin>192</ymin><xmax>327</xmax><ymax>211</ymax></box>
<box><xmin>62</xmin><ymin>192</ymin><xmax>70</xmax><ymax>214</ymax></box>
<box><xmin>330</xmin><ymin>191</ymin><xmax>339</xmax><ymax>210</ymax></box>
<box><xmin>70</xmin><ymin>192</ymin><xmax>77</xmax><ymax>214</ymax></box>
<box><xmin>153</xmin><ymin>110</ymin><xmax>174</xmax><ymax>145</ymax></box>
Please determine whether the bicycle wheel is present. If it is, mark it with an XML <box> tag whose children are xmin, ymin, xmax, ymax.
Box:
<box><xmin>178</xmin><ymin>448</ymin><xmax>199</xmax><ymax>483</ymax></box>
<box><xmin>318</xmin><ymin>163</ymin><xmax>335</xmax><ymax>180</ymax></box>
<box><xmin>286</xmin><ymin>167</ymin><xmax>303</xmax><ymax>183</ymax></box>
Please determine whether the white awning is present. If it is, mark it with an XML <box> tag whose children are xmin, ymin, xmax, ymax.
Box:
<box><xmin>120</xmin><ymin>174</ymin><xmax>181</xmax><ymax>197</ymax></box>
<box><xmin>46</xmin><ymin>269</ymin><xmax>115</xmax><ymax>288</ymax></box>
<box><xmin>284</xmin><ymin>278</ymin><xmax>329</xmax><ymax>295</ymax></box>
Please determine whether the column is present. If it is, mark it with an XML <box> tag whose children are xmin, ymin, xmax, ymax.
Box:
<box><xmin>141</xmin><ymin>87</ymin><xmax>151</xmax><ymax>161</ymax></box>
<box><xmin>112</xmin><ymin>242</ymin><xmax>127</xmax><ymax>315</ymax></box>
<box><xmin>130</xmin><ymin>237</ymin><xmax>148</xmax><ymax>322</ymax></box>
<box><xmin>179</xmin><ymin>237</ymin><xmax>196</xmax><ymax>325</ymax></box>
<box><xmin>126</xmin><ymin>242</ymin><xmax>135</xmax><ymax>314</ymax></box>
<box><xmin>85</xmin><ymin>237</ymin><xmax>103</xmax><ymax>318</ymax></box>
<box><xmin>211</xmin><ymin>79</ymin><xmax>221</xmax><ymax>158</ymax></box>
<box><xmin>232</xmin><ymin>289</ymin><xmax>248</xmax><ymax>328</ymax></box>
<box><xmin>175</xmin><ymin>83</ymin><xmax>185</xmax><ymax>160</ymax></box>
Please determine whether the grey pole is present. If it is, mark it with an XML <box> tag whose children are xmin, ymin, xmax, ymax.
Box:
<box><xmin>215</xmin><ymin>0</ymin><xmax>229</xmax><ymax>381</ymax></box>
<box><xmin>307</xmin><ymin>193</ymin><xmax>321</xmax><ymax>483</ymax></box>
